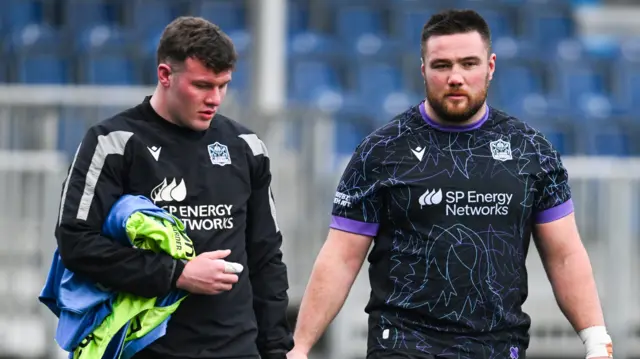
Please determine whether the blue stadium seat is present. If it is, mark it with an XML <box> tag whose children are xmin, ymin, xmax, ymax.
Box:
<box><xmin>523</xmin><ymin>9</ymin><xmax>574</xmax><ymax>52</ymax></box>
<box><xmin>612</xmin><ymin>61</ymin><xmax>640</xmax><ymax>110</ymax></box>
<box><xmin>336</xmin><ymin>7</ymin><xmax>383</xmax><ymax>42</ymax></box>
<box><xmin>493</xmin><ymin>64</ymin><xmax>542</xmax><ymax>106</ymax></box>
<box><xmin>393</xmin><ymin>8</ymin><xmax>438</xmax><ymax>47</ymax></box>
<box><xmin>64</xmin><ymin>0</ymin><xmax>119</xmax><ymax>32</ymax></box>
<box><xmin>476</xmin><ymin>8</ymin><xmax>515</xmax><ymax>39</ymax></box>
<box><xmin>356</xmin><ymin>63</ymin><xmax>403</xmax><ymax>104</ymax></box>
<box><xmin>197</xmin><ymin>1</ymin><xmax>246</xmax><ymax>32</ymax></box>
<box><xmin>56</xmin><ymin>115</ymin><xmax>88</xmax><ymax>158</ymax></box>
<box><xmin>550</xmin><ymin>63</ymin><xmax>606</xmax><ymax>107</ymax></box>
<box><xmin>4</xmin><ymin>0</ymin><xmax>45</xmax><ymax>30</ymax></box>
<box><xmin>334</xmin><ymin>116</ymin><xmax>372</xmax><ymax>155</ymax></box>
<box><xmin>290</xmin><ymin>60</ymin><xmax>341</xmax><ymax>102</ymax></box>
<box><xmin>17</xmin><ymin>54</ymin><xmax>70</xmax><ymax>84</ymax></box>
<box><xmin>82</xmin><ymin>54</ymin><xmax>137</xmax><ymax>85</ymax></box>
<box><xmin>287</xmin><ymin>2</ymin><xmax>309</xmax><ymax>35</ymax></box>
<box><xmin>288</xmin><ymin>31</ymin><xmax>340</xmax><ymax>59</ymax></box>
<box><xmin>583</xmin><ymin>126</ymin><xmax>631</xmax><ymax>156</ymax></box>
<box><xmin>74</xmin><ymin>25</ymin><xmax>134</xmax><ymax>54</ymax></box>
<box><xmin>5</xmin><ymin>24</ymin><xmax>61</xmax><ymax>54</ymax></box>
<box><xmin>129</xmin><ymin>0</ymin><xmax>176</xmax><ymax>41</ymax></box>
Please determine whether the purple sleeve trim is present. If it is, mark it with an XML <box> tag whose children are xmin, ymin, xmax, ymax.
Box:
<box><xmin>329</xmin><ymin>216</ymin><xmax>379</xmax><ymax>236</ymax></box>
<box><xmin>535</xmin><ymin>199</ymin><xmax>574</xmax><ymax>224</ymax></box>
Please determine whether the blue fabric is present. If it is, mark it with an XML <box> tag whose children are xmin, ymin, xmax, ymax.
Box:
<box><xmin>39</xmin><ymin>195</ymin><xmax>185</xmax><ymax>358</ymax></box>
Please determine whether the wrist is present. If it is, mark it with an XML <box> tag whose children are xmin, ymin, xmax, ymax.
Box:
<box><xmin>171</xmin><ymin>259</ymin><xmax>186</xmax><ymax>289</ymax></box>
<box><xmin>578</xmin><ymin>326</ymin><xmax>613</xmax><ymax>358</ymax></box>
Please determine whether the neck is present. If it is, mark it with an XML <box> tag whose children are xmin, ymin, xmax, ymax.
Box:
<box><xmin>150</xmin><ymin>86</ymin><xmax>179</xmax><ymax>126</ymax></box>
<box><xmin>424</xmin><ymin>99</ymin><xmax>488</xmax><ymax>127</ymax></box>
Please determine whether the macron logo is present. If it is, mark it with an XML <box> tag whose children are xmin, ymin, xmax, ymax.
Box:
<box><xmin>418</xmin><ymin>189</ymin><xmax>442</xmax><ymax>207</ymax></box>
<box><xmin>148</xmin><ymin>146</ymin><xmax>161</xmax><ymax>161</ymax></box>
<box><xmin>411</xmin><ymin>146</ymin><xmax>425</xmax><ymax>161</ymax></box>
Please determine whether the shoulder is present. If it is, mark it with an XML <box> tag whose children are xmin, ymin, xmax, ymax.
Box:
<box><xmin>356</xmin><ymin>105</ymin><xmax>423</xmax><ymax>156</ymax></box>
<box><xmin>76</xmin><ymin>105</ymin><xmax>147</xmax><ymax>152</ymax></box>
<box><xmin>212</xmin><ymin>113</ymin><xmax>268</xmax><ymax>158</ymax></box>
<box><xmin>488</xmin><ymin>107</ymin><xmax>558</xmax><ymax>155</ymax></box>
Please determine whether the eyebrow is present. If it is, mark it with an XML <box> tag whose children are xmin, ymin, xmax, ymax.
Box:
<box><xmin>430</xmin><ymin>56</ymin><xmax>482</xmax><ymax>64</ymax></box>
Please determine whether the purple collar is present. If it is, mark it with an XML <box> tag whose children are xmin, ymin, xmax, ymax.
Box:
<box><xmin>419</xmin><ymin>101</ymin><xmax>490</xmax><ymax>132</ymax></box>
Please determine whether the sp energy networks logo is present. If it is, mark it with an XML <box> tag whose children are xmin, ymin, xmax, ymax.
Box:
<box><xmin>151</xmin><ymin>178</ymin><xmax>234</xmax><ymax>231</ymax></box>
<box><xmin>418</xmin><ymin>189</ymin><xmax>512</xmax><ymax>216</ymax></box>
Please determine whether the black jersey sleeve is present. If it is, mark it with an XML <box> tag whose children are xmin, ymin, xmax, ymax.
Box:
<box><xmin>330</xmin><ymin>137</ymin><xmax>386</xmax><ymax>237</ymax></box>
<box><xmin>240</xmin><ymin>134</ymin><xmax>293</xmax><ymax>358</ymax></box>
<box><xmin>55</xmin><ymin>124</ymin><xmax>184</xmax><ymax>298</ymax></box>
<box><xmin>533</xmin><ymin>133</ymin><xmax>574</xmax><ymax>224</ymax></box>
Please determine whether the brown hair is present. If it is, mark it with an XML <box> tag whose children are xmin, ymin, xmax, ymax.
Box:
<box><xmin>157</xmin><ymin>16</ymin><xmax>237</xmax><ymax>73</ymax></box>
<box><xmin>421</xmin><ymin>9</ymin><xmax>492</xmax><ymax>58</ymax></box>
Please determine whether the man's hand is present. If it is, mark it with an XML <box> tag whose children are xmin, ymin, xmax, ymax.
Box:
<box><xmin>286</xmin><ymin>349</ymin><xmax>308</xmax><ymax>359</ymax></box>
<box><xmin>176</xmin><ymin>249</ymin><xmax>241</xmax><ymax>295</ymax></box>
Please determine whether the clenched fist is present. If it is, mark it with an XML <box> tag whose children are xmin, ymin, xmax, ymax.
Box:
<box><xmin>176</xmin><ymin>249</ymin><xmax>243</xmax><ymax>295</ymax></box>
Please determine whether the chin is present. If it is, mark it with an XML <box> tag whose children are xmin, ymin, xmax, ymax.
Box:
<box><xmin>190</xmin><ymin>120</ymin><xmax>212</xmax><ymax>131</ymax></box>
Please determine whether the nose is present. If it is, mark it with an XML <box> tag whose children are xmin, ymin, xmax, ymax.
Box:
<box><xmin>205</xmin><ymin>88</ymin><xmax>222</xmax><ymax>107</ymax></box>
<box><xmin>448</xmin><ymin>72</ymin><xmax>464</xmax><ymax>87</ymax></box>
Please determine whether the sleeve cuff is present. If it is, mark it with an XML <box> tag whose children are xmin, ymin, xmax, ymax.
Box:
<box><xmin>535</xmin><ymin>199</ymin><xmax>574</xmax><ymax>224</ymax></box>
<box><xmin>170</xmin><ymin>259</ymin><xmax>186</xmax><ymax>289</ymax></box>
<box><xmin>330</xmin><ymin>215</ymin><xmax>379</xmax><ymax>236</ymax></box>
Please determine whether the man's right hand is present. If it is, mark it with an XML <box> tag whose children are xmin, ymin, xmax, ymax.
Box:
<box><xmin>176</xmin><ymin>249</ymin><xmax>239</xmax><ymax>295</ymax></box>
<box><xmin>286</xmin><ymin>349</ymin><xmax>308</xmax><ymax>359</ymax></box>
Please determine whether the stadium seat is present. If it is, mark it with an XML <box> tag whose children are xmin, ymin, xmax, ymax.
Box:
<box><xmin>493</xmin><ymin>64</ymin><xmax>543</xmax><ymax>106</ymax></box>
<box><xmin>5</xmin><ymin>24</ymin><xmax>61</xmax><ymax>54</ymax></box>
<box><xmin>287</xmin><ymin>1</ymin><xmax>309</xmax><ymax>35</ymax></box>
<box><xmin>82</xmin><ymin>54</ymin><xmax>137</xmax><ymax>85</ymax></box>
<box><xmin>336</xmin><ymin>7</ymin><xmax>384</xmax><ymax>42</ymax></box>
<box><xmin>17</xmin><ymin>54</ymin><xmax>71</xmax><ymax>84</ymax></box>
<box><xmin>334</xmin><ymin>116</ymin><xmax>373</xmax><ymax>155</ymax></box>
<box><xmin>197</xmin><ymin>1</ymin><xmax>246</xmax><ymax>32</ymax></box>
<box><xmin>73</xmin><ymin>25</ymin><xmax>134</xmax><ymax>54</ymax></box>
<box><xmin>523</xmin><ymin>9</ymin><xmax>574</xmax><ymax>52</ymax></box>
<box><xmin>583</xmin><ymin>126</ymin><xmax>632</xmax><ymax>156</ymax></box>
<box><xmin>288</xmin><ymin>31</ymin><xmax>340</xmax><ymax>59</ymax></box>
<box><xmin>355</xmin><ymin>63</ymin><xmax>403</xmax><ymax>104</ymax></box>
<box><xmin>290</xmin><ymin>60</ymin><xmax>342</xmax><ymax>102</ymax></box>
<box><xmin>63</xmin><ymin>0</ymin><xmax>120</xmax><ymax>32</ymax></box>
<box><xmin>612</xmin><ymin>61</ymin><xmax>640</xmax><ymax>110</ymax></box>
<box><xmin>4</xmin><ymin>0</ymin><xmax>45</xmax><ymax>30</ymax></box>
<box><xmin>393</xmin><ymin>8</ymin><xmax>438</xmax><ymax>47</ymax></box>
<box><xmin>550</xmin><ymin>63</ymin><xmax>606</xmax><ymax>107</ymax></box>
<box><xmin>129</xmin><ymin>0</ymin><xmax>177</xmax><ymax>41</ymax></box>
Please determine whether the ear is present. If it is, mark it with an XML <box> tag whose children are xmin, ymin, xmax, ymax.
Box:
<box><xmin>420</xmin><ymin>57</ymin><xmax>426</xmax><ymax>82</ymax></box>
<box><xmin>488</xmin><ymin>53</ymin><xmax>496</xmax><ymax>81</ymax></box>
<box><xmin>157</xmin><ymin>63</ymin><xmax>172</xmax><ymax>87</ymax></box>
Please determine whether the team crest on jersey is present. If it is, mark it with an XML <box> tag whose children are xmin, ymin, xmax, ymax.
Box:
<box><xmin>208</xmin><ymin>142</ymin><xmax>231</xmax><ymax>166</ymax></box>
<box><xmin>490</xmin><ymin>139</ymin><xmax>512</xmax><ymax>161</ymax></box>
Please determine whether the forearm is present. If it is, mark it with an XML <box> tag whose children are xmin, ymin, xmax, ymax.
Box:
<box><xmin>57</xmin><ymin>224</ymin><xmax>182</xmax><ymax>298</ymax></box>
<box><xmin>545</xmin><ymin>247</ymin><xmax>605</xmax><ymax>331</ymax></box>
<box><xmin>293</xmin><ymin>251</ymin><xmax>360</xmax><ymax>354</ymax></box>
<box><xmin>251</xmin><ymin>252</ymin><xmax>294</xmax><ymax>356</ymax></box>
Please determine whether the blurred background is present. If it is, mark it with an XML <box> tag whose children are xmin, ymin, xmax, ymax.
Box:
<box><xmin>0</xmin><ymin>0</ymin><xmax>639</xmax><ymax>358</ymax></box>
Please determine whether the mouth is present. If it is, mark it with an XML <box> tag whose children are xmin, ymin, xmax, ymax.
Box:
<box><xmin>199</xmin><ymin>110</ymin><xmax>216</xmax><ymax>117</ymax></box>
<box><xmin>446</xmin><ymin>94</ymin><xmax>468</xmax><ymax>100</ymax></box>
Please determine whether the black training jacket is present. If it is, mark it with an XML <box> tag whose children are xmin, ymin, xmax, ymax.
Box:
<box><xmin>55</xmin><ymin>96</ymin><xmax>293</xmax><ymax>359</ymax></box>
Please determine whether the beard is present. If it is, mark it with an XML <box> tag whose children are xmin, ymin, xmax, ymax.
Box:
<box><xmin>425</xmin><ymin>75</ymin><xmax>489</xmax><ymax>124</ymax></box>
